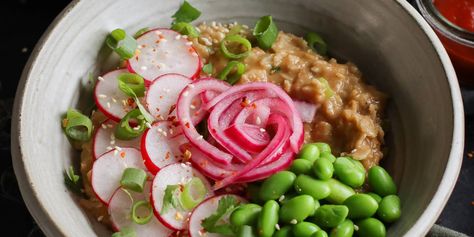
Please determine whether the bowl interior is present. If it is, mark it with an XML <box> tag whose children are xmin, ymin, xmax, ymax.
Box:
<box><xmin>13</xmin><ymin>0</ymin><xmax>462</xmax><ymax>236</ymax></box>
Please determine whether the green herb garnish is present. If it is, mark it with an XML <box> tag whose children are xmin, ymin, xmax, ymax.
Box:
<box><xmin>61</xmin><ymin>109</ymin><xmax>93</xmax><ymax>141</ymax></box>
<box><xmin>64</xmin><ymin>166</ymin><xmax>82</xmax><ymax>195</ymax></box>
<box><xmin>172</xmin><ymin>0</ymin><xmax>201</xmax><ymax>24</ymax></box>
<box><xmin>202</xmin><ymin>63</ymin><xmax>213</xmax><ymax>75</ymax></box>
<box><xmin>112</xmin><ymin>227</ymin><xmax>136</xmax><ymax>237</ymax></box>
<box><xmin>161</xmin><ymin>184</ymin><xmax>181</xmax><ymax>214</ymax></box>
<box><xmin>201</xmin><ymin>196</ymin><xmax>241</xmax><ymax>235</ymax></box>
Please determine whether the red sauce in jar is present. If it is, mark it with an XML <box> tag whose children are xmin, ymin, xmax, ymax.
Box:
<box><xmin>433</xmin><ymin>0</ymin><xmax>474</xmax><ymax>86</ymax></box>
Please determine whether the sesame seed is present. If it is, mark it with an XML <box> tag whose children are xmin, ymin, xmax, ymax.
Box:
<box><xmin>185</xmin><ymin>41</ymin><xmax>193</xmax><ymax>46</ymax></box>
<box><xmin>97</xmin><ymin>216</ymin><xmax>104</xmax><ymax>221</ymax></box>
<box><xmin>101</xmin><ymin>124</ymin><xmax>107</xmax><ymax>129</ymax></box>
<box><xmin>260</xmin><ymin>128</ymin><xmax>266</xmax><ymax>132</ymax></box>
<box><xmin>175</xmin><ymin>35</ymin><xmax>181</xmax><ymax>40</ymax></box>
<box><xmin>242</xmin><ymin>24</ymin><xmax>249</xmax><ymax>29</ymax></box>
<box><xmin>146</xmin><ymin>122</ymin><xmax>152</xmax><ymax>128</ymax></box>
<box><xmin>112</xmin><ymin>97</ymin><xmax>117</xmax><ymax>103</ymax></box>
<box><xmin>110</xmin><ymin>140</ymin><xmax>115</xmax><ymax>145</ymax></box>
<box><xmin>133</xmin><ymin>126</ymin><xmax>141</xmax><ymax>131</ymax></box>
<box><xmin>107</xmin><ymin>124</ymin><xmax>113</xmax><ymax>128</ymax></box>
<box><xmin>256</xmin><ymin>117</ymin><xmax>262</xmax><ymax>125</ymax></box>
<box><xmin>160</xmin><ymin>38</ymin><xmax>168</xmax><ymax>42</ymax></box>
<box><xmin>141</xmin><ymin>66</ymin><xmax>148</xmax><ymax>71</ymax></box>
<box><xmin>114</xmin><ymin>150</ymin><xmax>119</xmax><ymax>156</ymax></box>
<box><xmin>98</xmin><ymin>94</ymin><xmax>107</xmax><ymax>98</ymax></box>
<box><xmin>278</xmin><ymin>195</ymin><xmax>285</xmax><ymax>202</ymax></box>
<box><xmin>192</xmin><ymin>52</ymin><xmax>198</xmax><ymax>57</ymax></box>
<box><xmin>182</xmin><ymin>35</ymin><xmax>188</xmax><ymax>39</ymax></box>
<box><xmin>106</xmin><ymin>146</ymin><xmax>113</xmax><ymax>150</ymax></box>
<box><xmin>155</xmin><ymin>31</ymin><xmax>162</xmax><ymax>35</ymax></box>
<box><xmin>107</xmin><ymin>102</ymin><xmax>111</xmax><ymax>108</ymax></box>
<box><xmin>115</xmin><ymin>146</ymin><xmax>122</xmax><ymax>151</ymax></box>
<box><xmin>275</xmin><ymin>224</ymin><xmax>280</xmax><ymax>230</ymax></box>
<box><xmin>211</xmin><ymin>21</ymin><xmax>216</xmax><ymax>27</ymax></box>
<box><xmin>196</xmin><ymin>135</ymin><xmax>203</xmax><ymax>140</ymax></box>
<box><xmin>182</xmin><ymin>91</ymin><xmax>189</xmax><ymax>97</ymax></box>
<box><xmin>188</xmin><ymin>84</ymin><xmax>195</xmax><ymax>88</ymax></box>
<box><xmin>190</xmin><ymin>105</ymin><xmax>196</xmax><ymax>109</ymax></box>
<box><xmin>97</xmin><ymin>76</ymin><xmax>104</xmax><ymax>81</ymax></box>
<box><xmin>290</xmin><ymin>219</ymin><xmax>297</xmax><ymax>224</ymax></box>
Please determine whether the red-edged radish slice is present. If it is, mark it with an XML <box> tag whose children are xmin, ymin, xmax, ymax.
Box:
<box><xmin>141</xmin><ymin>121</ymin><xmax>188</xmax><ymax>174</ymax></box>
<box><xmin>128</xmin><ymin>29</ymin><xmax>201</xmax><ymax>83</ymax></box>
<box><xmin>109</xmin><ymin>182</ymin><xmax>173</xmax><ymax>236</ymax></box>
<box><xmin>93</xmin><ymin>119</ymin><xmax>141</xmax><ymax>160</ymax></box>
<box><xmin>188</xmin><ymin>194</ymin><xmax>247</xmax><ymax>237</ymax></box>
<box><xmin>146</xmin><ymin>74</ymin><xmax>192</xmax><ymax>121</ymax></box>
<box><xmin>91</xmin><ymin>148</ymin><xmax>147</xmax><ymax>205</ymax></box>
<box><xmin>151</xmin><ymin>163</ymin><xmax>213</xmax><ymax>230</ymax></box>
<box><xmin>94</xmin><ymin>69</ymin><xmax>136</xmax><ymax>122</ymax></box>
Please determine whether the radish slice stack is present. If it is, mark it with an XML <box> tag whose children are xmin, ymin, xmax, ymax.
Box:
<box><xmin>128</xmin><ymin>29</ymin><xmax>201</xmax><ymax>83</ymax></box>
<box><xmin>141</xmin><ymin>121</ymin><xmax>188</xmax><ymax>174</ymax></box>
<box><xmin>93</xmin><ymin>120</ymin><xmax>141</xmax><ymax>160</ymax></box>
<box><xmin>151</xmin><ymin>163</ymin><xmax>213</xmax><ymax>230</ymax></box>
<box><xmin>146</xmin><ymin>74</ymin><xmax>192</xmax><ymax>121</ymax></box>
<box><xmin>94</xmin><ymin>69</ymin><xmax>136</xmax><ymax>122</ymax></box>
<box><xmin>91</xmin><ymin>148</ymin><xmax>147</xmax><ymax>204</ymax></box>
<box><xmin>109</xmin><ymin>182</ymin><xmax>173</xmax><ymax>236</ymax></box>
<box><xmin>188</xmin><ymin>194</ymin><xmax>246</xmax><ymax>237</ymax></box>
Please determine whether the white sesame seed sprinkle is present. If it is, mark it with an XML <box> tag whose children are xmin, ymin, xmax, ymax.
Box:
<box><xmin>112</xmin><ymin>98</ymin><xmax>117</xmax><ymax>103</ymax></box>
<box><xmin>114</xmin><ymin>150</ymin><xmax>119</xmax><ymax>156</ymax></box>
<box><xmin>107</xmin><ymin>124</ymin><xmax>113</xmax><ymax>128</ymax></box>
<box><xmin>146</xmin><ymin>122</ymin><xmax>152</xmax><ymax>128</ymax></box>
<box><xmin>190</xmin><ymin>105</ymin><xmax>196</xmax><ymax>109</ymax></box>
<box><xmin>260</xmin><ymin>128</ymin><xmax>266</xmax><ymax>132</ymax></box>
<box><xmin>141</xmin><ymin>66</ymin><xmax>148</xmax><ymax>71</ymax></box>
<box><xmin>98</xmin><ymin>94</ymin><xmax>107</xmax><ymax>98</ymax></box>
<box><xmin>175</xmin><ymin>35</ymin><xmax>181</xmax><ymax>40</ymax></box>
<box><xmin>185</xmin><ymin>41</ymin><xmax>193</xmax><ymax>46</ymax></box>
<box><xmin>278</xmin><ymin>195</ymin><xmax>285</xmax><ymax>202</ymax></box>
<box><xmin>115</xmin><ymin>146</ymin><xmax>122</xmax><ymax>151</ymax></box>
<box><xmin>107</xmin><ymin>102</ymin><xmax>111</xmax><ymax>108</ymax></box>
<box><xmin>97</xmin><ymin>76</ymin><xmax>104</xmax><ymax>81</ymax></box>
<box><xmin>101</xmin><ymin>124</ymin><xmax>107</xmax><ymax>129</ymax></box>
<box><xmin>188</xmin><ymin>84</ymin><xmax>195</xmax><ymax>88</ymax></box>
<box><xmin>182</xmin><ymin>91</ymin><xmax>189</xmax><ymax>97</ymax></box>
<box><xmin>192</xmin><ymin>52</ymin><xmax>198</xmax><ymax>57</ymax></box>
<box><xmin>290</xmin><ymin>219</ymin><xmax>298</xmax><ymax>224</ymax></box>
<box><xmin>155</xmin><ymin>31</ymin><xmax>162</xmax><ymax>35</ymax></box>
<box><xmin>275</xmin><ymin>224</ymin><xmax>280</xmax><ymax>230</ymax></box>
<box><xmin>182</xmin><ymin>35</ymin><xmax>188</xmax><ymax>39</ymax></box>
<box><xmin>106</xmin><ymin>146</ymin><xmax>113</xmax><ymax>150</ymax></box>
<box><xmin>256</xmin><ymin>117</ymin><xmax>262</xmax><ymax>125</ymax></box>
<box><xmin>211</xmin><ymin>21</ymin><xmax>216</xmax><ymax>27</ymax></box>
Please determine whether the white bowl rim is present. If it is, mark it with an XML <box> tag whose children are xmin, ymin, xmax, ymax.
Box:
<box><xmin>10</xmin><ymin>0</ymin><xmax>465</xmax><ymax>236</ymax></box>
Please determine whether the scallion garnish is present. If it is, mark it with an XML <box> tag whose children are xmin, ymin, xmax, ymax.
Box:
<box><xmin>106</xmin><ymin>29</ymin><xmax>138</xmax><ymax>60</ymax></box>
<box><xmin>172</xmin><ymin>0</ymin><xmax>201</xmax><ymax>24</ymax></box>
<box><xmin>202</xmin><ymin>63</ymin><xmax>213</xmax><ymax>75</ymax></box>
<box><xmin>305</xmin><ymin>32</ymin><xmax>327</xmax><ymax>56</ymax></box>
<box><xmin>201</xmin><ymin>196</ymin><xmax>241</xmax><ymax>235</ymax></box>
<box><xmin>133</xmin><ymin>27</ymin><xmax>149</xmax><ymax>39</ymax></box>
<box><xmin>218</xmin><ymin>61</ymin><xmax>245</xmax><ymax>85</ymax></box>
<box><xmin>253</xmin><ymin>15</ymin><xmax>278</xmax><ymax>50</ymax></box>
<box><xmin>119</xmin><ymin>82</ymin><xmax>154</xmax><ymax>123</ymax></box>
<box><xmin>114</xmin><ymin>109</ymin><xmax>147</xmax><ymax>140</ymax></box>
<box><xmin>120</xmin><ymin>168</ymin><xmax>147</xmax><ymax>192</ymax></box>
<box><xmin>64</xmin><ymin>166</ymin><xmax>83</xmax><ymax>195</ymax></box>
<box><xmin>62</xmin><ymin>109</ymin><xmax>93</xmax><ymax>141</ymax></box>
<box><xmin>118</xmin><ymin>73</ymin><xmax>145</xmax><ymax>97</ymax></box>
<box><xmin>112</xmin><ymin>227</ymin><xmax>136</xmax><ymax>237</ymax></box>
<box><xmin>180</xmin><ymin>177</ymin><xmax>207</xmax><ymax>210</ymax></box>
<box><xmin>220</xmin><ymin>35</ymin><xmax>252</xmax><ymax>60</ymax></box>
<box><xmin>131</xmin><ymin>200</ymin><xmax>153</xmax><ymax>225</ymax></box>
<box><xmin>171</xmin><ymin>22</ymin><xmax>200</xmax><ymax>38</ymax></box>
<box><xmin>317</xmin><ymin>77</ymin><xmax>334</xmax><ymax>98</ymax></box>
<box><xmin>161</xmin><ymin>184</ymin><xmax>181</xmax><ymax>214</ymax></box>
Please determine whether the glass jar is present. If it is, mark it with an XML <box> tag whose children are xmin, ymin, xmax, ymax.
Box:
<box><xmin>416</xmin><ymin>0</ymin><xmax>474</xmax><ymax>87</ymax></box>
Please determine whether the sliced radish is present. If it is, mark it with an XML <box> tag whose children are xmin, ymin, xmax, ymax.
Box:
<box><xmin>94</xmin><ymin>69</ymin><xmax>136</xmax><ymax>122</ymax></box>
<box><xmin>109</xmin><ymin>182</ymin><xmax>173</xmax><ymax>236</ymax></box>
<box><xmin>91</xmin><ymin>148</ymin><xmax>147</xmax><ymax>205</ymax></box>
<box><xmin>151</xmin><ymin>163</ymin><xmax>213</xmax><ymax>230</ymax></box>
<box><xmin>93</xmin><ymin>119</ymin><xmax>141</xmax><ymax>160</ymax></box>
<box><xmin>128</xmin><ymin>29</ymin><xmax>201</xmax><ymax>83</ymax></box>
<box><xmin>146</xmin><ymin>74</ymin><xmax>192</xmax><ymax>121</ymax></box>
<box><xmin>141</xmin><ymin>121</ymin><xmax>188</xmax><ymax>174</ymax></box>
<box><xmin>188</xmin><ymin>194</ymin><xmax>247</xmax><ymax>237</ymax></box>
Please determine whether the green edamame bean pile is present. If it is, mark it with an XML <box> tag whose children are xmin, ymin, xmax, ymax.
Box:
<box><xmin>230</xmin><ymin>143</ymin><xmax>401</xmax><ymax>237</ymax></box>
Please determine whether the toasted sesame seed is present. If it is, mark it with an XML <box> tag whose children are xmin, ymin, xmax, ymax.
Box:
<box><xmin>260</xmin><ymin>128</ymin><xmax>266</xmax><ymax>132</ymax></box>
<box><xmin>182</xmin><ymin>91</ymin><xmax>189</xmax><ymax>97</ymax></box>
<box><xmin>98</xmin><ymin>94</ymin><xmax>107</xmax><ymax>98</ymax></box>
<box><xmin>141</xmin><ymin>66</ymin><xmax>148</xmax><ymax>71</ymax></box>
<box><xmin>185</xmin><ymin>41</ymin><xmax>193</xmax><ymax>46</ymax></box>
<box><xmin>275</xmin><ymin>224</ymin><xmax>280</xmax><ymax>230</ymax></box>
<box><xmin>97</xmin><ymin>76</ymin><xmax>104</xmax><ymax>81</ymax></box>
<box><xmin>290</xmin><ymin>219</ymin><xmax>297</xmax><ymax>224</ymax></box>
<box><xmin>107</xmin><ymin>102</ymin><xmax>111</xmax><ymax>108</ymax></box>
<box><xmin>175</xmin><ymin>35</ymin><xmax>181</xmax><ymax>40</ymax></box>
<box><xmin>146</xmin><ymin>122</ymin><xmax>152</xmax><ymax>128</ymax></box>
<box><xmin>256</xmin><ymin>116</ymin><xmax>262</xmax><ymax>125</ymax></box>
<box><xmin>101</xmin><ymin>124</ymin><xmax>107</xmax><ymax>129</ymax></box>
<box><xmin>278</xmin><ymin>195</ymin><xmax>285</xmax><ymax>202</ymax></box>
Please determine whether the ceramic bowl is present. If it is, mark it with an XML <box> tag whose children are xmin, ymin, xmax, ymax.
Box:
<box><xmin>11</xmin><ymin>0</ymin><xmax>464</xmax><ymax>236</ymax></box>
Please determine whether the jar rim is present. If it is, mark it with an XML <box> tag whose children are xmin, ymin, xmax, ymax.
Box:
<box><xmin>416</xmin><ymin>0</ymin><xmax>474</xmax><ymax>48</ymax></box>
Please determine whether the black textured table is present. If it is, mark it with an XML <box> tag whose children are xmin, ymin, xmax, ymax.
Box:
<box><xmin>1</xmin><ymin>0</ymin><xmax>473</xmax><ymax>236</ymax></box>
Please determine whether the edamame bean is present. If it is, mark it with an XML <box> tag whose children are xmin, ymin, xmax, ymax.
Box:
<box><xmin>273</xmin><ymin>226</ymin><xmax>293</xmax><ymax>237</ymax></box>
<box><xmin>312</xmin><ymin>157</ymin><xmax>334</xmax><ymax>180</ymax></box>
<box><xmin>356</xmin><ymin>218</ymin><xmax>386</xmax><ymax>237</ymax></box>
<box><xmin>330</xmin><ymin>219</ymin><xmax>354</xmax><ymax>237</ymax></box>
<box><xmin>312</xmin><ymin>205</ymin><xmax>349</xmax><ymax>228</ymax></box>
<box><xmin>298</xmin><ymin>144</ymin><xmax>320</xmax><ymax>162</ymax></box>
<box><xmin>311</xmin><ymin>230</ymin><xmax>329</xmax><ymax>237</ymax></box>
<box><xmin>259</xmin><ymin>171</ymin><xmax>297</xmax><ymax>201</ymax></box>
<box><xmin>293</xmin><ymin>222</ymin><xmax>320</xmax><ymax>237</ymax></box>
<box><xmin>258</xmin><ymin>200</ymin><xmax>280</xmax><ymax>237</ymax></box>
<box><xmin>367</xmin><ymin>192</ymin><xmax>382</xmax><ymax>203</ymax></box>
<box><xmin>320</xmin><ymin>152</ymin><xmax>336</xmax><ymax>163</ymax></box>
<box><xmin>325</xmin><ymin>179</ymin><xmax>355</xmax><ymax>204</ymax></box>
<box><xmin>377</xmin><ymin>195</ymin><xmax>401</xmax><ymax>223</ymax></box>
<box><xmin>309</xmin><ymin>199</ymin><xmax>320</xmax><ymax>216</ymax></box>
<box><xmin>294</xmin><ymin>175</ymin><xmax>331</xmax><ymax>200</ymax></box>
<box><xmin>230</xmin><ymin>203</ymin><xmax>262</xmax><ymax>226</ymax></box>
<box><xmin>314</xmin><ymin>142</ymin><xmax>331</xmax><ymax>154</ymax></box>
<box><xmin>279</xmin><ymin>195</ymin><xmax>315</xmax><ymax>223</ymax></box>
<box><xmin>368</xmin><ymin>166</ymin><xmax>397</xmax><ymax>197</ymax></box>
<box><xmin>290</xmin><ymin>159</ymin><xmax>313</xmax><ymax>175</ymax></box>
<box><xmin>343</xmin><ymin>194</ymin><xmax>379</xmax><ymax>219</ymax></box>
<box><xmin>238</xmin><ymin>225</ymin><xmax>256</xmax><ymax>237</ymax></box>
<box><xmin>333</xmin><ymin>157</ymin><xmax>365</xmax><ymax>188</ymax></box>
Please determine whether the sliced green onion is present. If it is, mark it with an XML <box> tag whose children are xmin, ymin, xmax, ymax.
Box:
<box><xmin>317</xmin><ymin>77</ymin><xmax>334</xmax><ymax>98</ymax></box>
<box><xmin>119</xmin><ymin>82</ymin><xmax>154</xmax><ymax>123</ymax></box>
<box><xmin>115</xmin><ymin>109</ymin><xmax>146</xmax><ymax>140</ymax></box>
<box><xmin>305</xmin><ymin>32</ymin><xmax>327</xmax><ymax>56</ymax></box>
<box><xmin>253</xmin><ymin>15</ymin><xmax>278</xmax><ymax>50</ymax></box>
<box><xmin>131</xmin><ymin>200</ymin><xmax>153</xmax><ymax>225</ymax></box>
<box><xmin>133</xmin><ymin>27</ymin><xmax>149</xmax><ymax>38</ymax></box>
<box><xmin>112</xmin><ymin>227</ymin><xmax>136</xmax><ymax>237</ymax></box>
<box><xmin>106</xmin><ymin>29</ymin><xmax>138</xmax><ymax>60</ymax></box>
<box><xmin>180</xmin><ymin>177</ymin><xmax>207</xmax><ymax>210</ymax></box>
<box><xmin>62</xmin><ymin>109</ymin><xmax>93</xmax><ymax>141</ymax></box>
<box><xmin>171</xmin><ymin>22</ymin><xmax>200</xmax><ymax>38</ymax></box>
<box><xmin>228</xmin><ymin>24</ymin><xmax>243</xmax><ymax>36</ymax></box>
<box><xmin>172</xmin><ymin>0</ymin><xmax>201</xmax><ymax>23</ymax></box>
<box><xmin>218</xmin><ymin>61</ymin><xmax>245</xmax><ymax>85</ymax></box>
<box><xmin>220</xmin><ymin>35</ymin><xmax>252</xmax><ymax>59</ymax></box>
<box><xmin>162</xmin><ymin>184</ymin><xmax>181</xmax><ymax>214</ymax></box>
<box><xmin>64</xmin><ymin>166</ymin><xmax>82</xmax><ymax>196</ymax></box>
<box><xmin>202</xmin><ymin>63</ymin><xmax>213</xmax><ymax>75</ymax></box>
<box><xmin>66</xmin><ymin>166</ymin><xmax>80</xmax><ymax>184</ymax></box>
<box><xmin>120</xmin><ymin>168</ymin><xmax>147</xmax><ymax>193</ymax></box>
<box><xmin>118</xmin><ymin>73</ymin><xmax>145</xmax><ymax>97</ymax></box>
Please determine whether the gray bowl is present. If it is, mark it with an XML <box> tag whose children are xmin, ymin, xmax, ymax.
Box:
<box><xmin>11</xmin><ymin>0</ymin><xmax>464</xmax><ymax>236</ymax></box>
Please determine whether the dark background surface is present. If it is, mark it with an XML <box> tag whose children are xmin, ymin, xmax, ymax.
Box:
<box><xmin>1</xmin><ymin>0</ymin><xmax>473</xmax><ymax>236</ymax></box>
